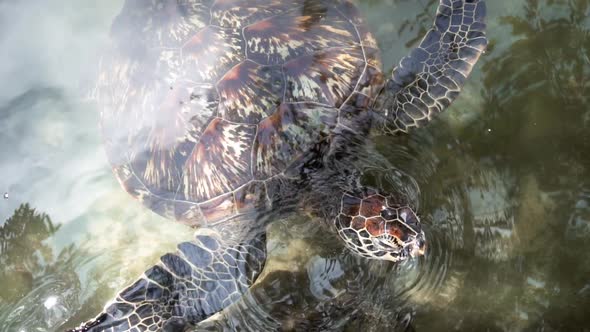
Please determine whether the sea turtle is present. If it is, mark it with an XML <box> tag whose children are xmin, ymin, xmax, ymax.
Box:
<box><xmin>70</xmin><ymin>0</ymin><xmax>487</xmax><ymax>330</ymax></box>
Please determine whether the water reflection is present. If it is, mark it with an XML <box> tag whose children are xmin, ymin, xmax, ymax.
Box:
<box><xmin>386</xmin><ymin>0</ymin><xmax>590</xmax><ymax>330</ymax></box>
<box><xmin>0</xmin><ymin>204</ymin><xmax>83</xmax><ymax>331</ymax></box>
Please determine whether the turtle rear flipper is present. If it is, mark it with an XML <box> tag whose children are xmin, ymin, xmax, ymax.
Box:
<box><xmin>68</xmin><ymin>230</ymin><xmax>266</xmax><ymax>332</ymax></box>
<box><xmin>376</xmin><ymin>0</ymin><xmax>487</xmax><ymax>134</ymax></box>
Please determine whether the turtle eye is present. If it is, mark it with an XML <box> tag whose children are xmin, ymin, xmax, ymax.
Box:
<box><xmin>380</xmin><ymin>209</ymin><xmax>396</xmax><ymax>220</ymax></box>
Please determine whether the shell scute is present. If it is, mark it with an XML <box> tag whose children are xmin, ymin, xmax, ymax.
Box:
<box><xmin>181</xmin><ymin>26</ymin><xmax>245</xmax><ymax>83</ymax></box>
<box><xmin>252</xmin><ymin>103</ymin><xmax>336</xmax><ymax>179</ymax></box>
<box><xmin>217</xmin><ymin>60</ymin><xmax>284</xmax><ymax>123</ymax></box>
<box><xmin>112</xmin><ymin>0</ymin><xmax>212</xmax><ymax>49</ymax></box>
<box><xmin>210</xmin><ymin>0</ymin><xmax>299</xmax><ymax>28</ymax></box>
<box><xmin>183</xmin><ymin>118</ymin><xmax>256</xmax><ymax>201</ymax></box>
<box><xmin>102</xmin><ymin>77</ymin><xmax>224</xmax><ymax>202</ymax></box>
<box><xmin>355</xmin><ymin>24</ymin><xmax>379</xmax><ymax>50</ymax></box>
<box><xmin>243</xmin><ymin>4</ymin><xmax>358</xmax><ymax>65</ymax></box>
<box><xmin>283</xmin><ymin>47</ymin><xmax>366</xmax><ymax>107</ymax></box>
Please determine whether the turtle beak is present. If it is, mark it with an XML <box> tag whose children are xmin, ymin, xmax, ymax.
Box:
<box><xmin>394</xmin><ymin>207</ymin><xmax>426</xmax><ymax>258</ymax></box>
<box><xmin>407</xmin><ymin>231</ymin><xmax>426</xmax><ymax>258</ymax></box>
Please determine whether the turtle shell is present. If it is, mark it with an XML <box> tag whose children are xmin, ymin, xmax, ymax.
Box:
<box><xmin>98</xmin><ymin>0</ymin><xmax>384</xmax><ymax>225</ymax></box>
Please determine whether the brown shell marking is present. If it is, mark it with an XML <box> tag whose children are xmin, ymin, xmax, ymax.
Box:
<box><xmin>111</xmin><ymin>0</ymin><xmax>212</xmax><ymax>49</ymax></box>
<box><xmin>183</xmin><ymin>118</ymin><xmax>256</xmax><ymax>201</ymax></box>
<box><xmin>210</xmin><ymin>0</ymin><xmax>298</xmax><ymax>28</ymax></box>
<box><xmin>243</xmin><ymin>5</ymin><xmax>358</xmax><ymax>65</ymax></box>
<box><xmin>104</xmin><ymin>83</ymin><xmax>190</xmax><ymax>197</ymax></box>
<box><xmin>181</xmin><ymin>26</ymin><xmax>245</xmax><ymax>83</ymax></box>
<box><xmin>283</xmin><ymin>47</ymin><xmax>366</xmax><ymax>107</ymax></box>
<box><xmin>217</xmin><ymin>60</ymin><xmax>283</xmax><ymax>123</ymax></box>
<box><xmin>252</xmin><ymin>102</ymin><xmax>336</xmax><ymax>179</ymax></box>
<box><xmin>104</xmin><ymin>77</ymin><xmax>229</xmax><ymax>200</ymax></box>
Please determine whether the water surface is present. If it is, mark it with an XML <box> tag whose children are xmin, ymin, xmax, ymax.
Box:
<box><xmin>0</xmin><ymin>0</ymin><xmax>589</xmax><ymax>331</ymax></box>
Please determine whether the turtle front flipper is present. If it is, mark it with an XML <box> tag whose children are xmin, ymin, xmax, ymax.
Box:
<box><xmin>375</xmin><ymin>0</ymin><xmax>488</xmax><ymax>134</ymax></box>
<box><xmin>68</xmin><ymin>230</ymin><xmax>266</xmax><ymax>332</ymax></box>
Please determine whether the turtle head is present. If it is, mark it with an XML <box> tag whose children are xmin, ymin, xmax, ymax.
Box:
<box><xmin>334</xmin><ymin>190</ymin><xmax>426</xmax><ymax>262</ymax></box>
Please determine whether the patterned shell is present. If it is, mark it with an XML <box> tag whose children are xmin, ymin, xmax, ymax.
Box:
<box><xmin>97</xmin><ymin>0</ymin><xmax>384</xmax><ymax>226</ymax></box>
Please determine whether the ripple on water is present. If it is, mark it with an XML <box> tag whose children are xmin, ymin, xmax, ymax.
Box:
<box><xmin>0</xmin><ymin>272</ymin><xmax>80</xmax><ymax>332</ymax></box>
<box><xmin>353</xmin><ymin>130</ymin><xmax>521</xmax><ymax>326</ymax></box>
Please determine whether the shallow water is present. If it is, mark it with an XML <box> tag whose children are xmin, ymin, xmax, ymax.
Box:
<box><xmin>0</xmin><ymin>0</ymin><xmax>589</xmax><ymax>331</ymax></box>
